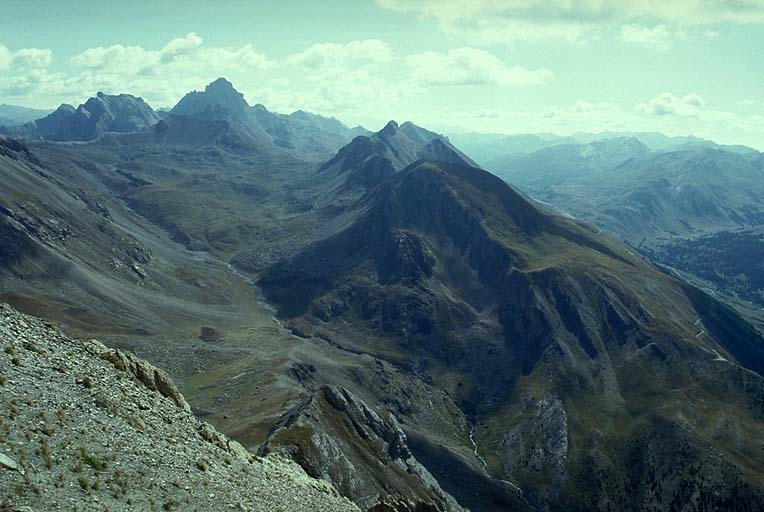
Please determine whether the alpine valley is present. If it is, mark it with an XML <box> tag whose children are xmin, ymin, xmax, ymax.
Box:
<box><xmin>2</xmin><ymin>78</ymin><xmax>764</xmax><ymax>512</ymax></box>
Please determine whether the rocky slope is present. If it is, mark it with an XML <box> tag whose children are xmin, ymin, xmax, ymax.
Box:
<box><xmin>260</xmin><ymin>385</ymin><xmax>465</xmax><ymax>511</ymax></box>
<box><xmin>0</xmin><ymin>303</ymin><xmax>359</xmax><ymax>511</ymax></box>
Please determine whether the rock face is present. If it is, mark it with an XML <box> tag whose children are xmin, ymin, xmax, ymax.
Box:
<box><xmin>13</xmin><ymin>92</ymin><xmax>160</xmax><ymax>141</ymax></box>
<box><xmin>260</xmin><ymin>385</ymin><xmax>463</xmax><ymax>511</ymax></box>
<box><xmin>0</xmin><ymin>304</ymin><xmax>359</xmax><ymax>512</ymax></box>
<box><xmin>171</xmin><ymin>77</ymin><xmax>250</xmax><ymax>117</ymax></box>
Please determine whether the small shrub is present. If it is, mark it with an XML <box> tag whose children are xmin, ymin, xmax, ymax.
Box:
<box><xmin>78</xmin><ymin>475</ymin><xmax>90</xmax><ymax>491</ymax></box>
<box><xmin>100</xmin><ymin>351</ymin><xmax>126</xmax><ymax>371</ymax></box>
<box><xmin>22</xmin><ymin>341</ymin><xmax>45</xmax><ymax>354</ymax></box>
<box><xmin>81</xmin><ymin>376</ymin><xmax>93</xmax><ymax>389</ymax></box>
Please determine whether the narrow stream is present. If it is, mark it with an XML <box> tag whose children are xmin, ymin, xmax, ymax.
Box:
<box><xmin>469</xmin><ymin>424</ymin><xmax>522</xmax><ymax>493</ymax></box>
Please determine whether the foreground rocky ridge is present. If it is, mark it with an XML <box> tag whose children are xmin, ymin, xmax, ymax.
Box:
<box><xmin>261</xmin><ymin>384</ymin><xmax>467</xmax><ymax>512</ymax></box>
<box><xmin>0</xmin><ymin>304</ymin><xmax>359</xmax><ymax>512</ymax></box>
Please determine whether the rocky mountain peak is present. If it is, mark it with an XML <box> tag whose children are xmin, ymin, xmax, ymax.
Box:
<box><xmin>380</xmin><ymin>120</ymin><xmax>399</xmax><ymax>135</ymax></box>
<box><xmin>171</xmin><ymin>77</ymin><xmax>249</xmax><ymax>117</ymax></box>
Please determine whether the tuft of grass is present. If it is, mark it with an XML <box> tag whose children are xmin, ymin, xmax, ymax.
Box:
<box><xmin>22</xmin><ymin>341</ymin><xmax>45</xmax><ymax>354</ymax></box>
<box><xmin>81</xmin><ymin>376</ymin><xmax>94</xmax><ymax>389</ymax></box>
<box><xmin>100</xmin><ymin>350</ymin><xmax>126</xmax><ymax>371</ymax></box>
<box><xmin>38</xmin><ymin>440</ymin><xmax>53</xmax><ymax>469</ymax></box>
<box><xmin>78</xmin><ymin>475</ymin><xmax>90</xmax><ymax>491</ymax></box>
<box><xmin>80</xmin><ymin>446</ymin><xmax>106</xmax><ymax>471</ymax></box>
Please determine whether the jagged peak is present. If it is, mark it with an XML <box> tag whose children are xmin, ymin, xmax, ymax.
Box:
<box><xmin>380</xmin><ymin>120</ymin><xmax>399</xmax><ymax>135</ymax></box>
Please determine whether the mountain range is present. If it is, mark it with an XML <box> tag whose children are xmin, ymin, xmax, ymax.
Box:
<box><xmin>474</xmin><ymin>134</ymin><xmax>764</xmax><ymax>306</ymax></box>
<box><xmin>2</xmin><ymin>78</ymin><xmax>764</xmax><ymax>511</ymax></box>
<box><xmin>1</xmin><ymin>77</ymin><xmax>366</xmax><ymax>161</ymax></box>
<box><xmin>451</xmin><ymin>130</ymin><xmax>758</xmax><ymax>171</ymax></box>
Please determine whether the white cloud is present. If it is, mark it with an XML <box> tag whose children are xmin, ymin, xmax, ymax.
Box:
<box><xmin>285</xmin><ymin>40</ymin><xmax>394</xmax><ymax>76</ymax></box>
<box><xmin>69</xmin><ymin>33</ymin><xmax>268</xmax><ymax>77</ymax></box>
<box><xmin>636</xmin><ymin>92</ymin><xmax>707</xmax><ymax>117</ymax></box>
<box><xmin>376</xmin><ymin>0</ymin><xmax>764</xmax><ymax>44</ymax></box>
<box><xmin>0</xmin><ymin>43</ymin><xmax>52</xmax><ymax>70</ymax></box>
<box><xmin>406</xmin><ymin>47</ymin><xmax>553</xmax><ymax>87</ymax></box>
<box><xmin>621</xmin><ymin>24</ymin><xmax>671</xmax><ymax>50</ymax></box>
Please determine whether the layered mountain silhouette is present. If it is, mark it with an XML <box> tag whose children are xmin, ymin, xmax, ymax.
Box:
<box><xmin>162</xmin><ymin>77</ymin><xmax>366</xmax><ymax>159</ymax></box>
<box><xmin>1</xmin><ymin>78</ymin><xmax>364</xmax><ymax>161</ymax></box>
<box><xmin>455</xmin><ymin>130</ymin><xmax>757</xmax><ymax>170</ymax></box>
<box><xmin>486</xmin><ymin>139</ymin><xmax>764</xmax><ymax>246</ymax></box>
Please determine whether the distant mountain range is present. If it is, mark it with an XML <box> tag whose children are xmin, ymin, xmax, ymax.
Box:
<box><xmin>0</xmin><ymin>103</ymin><xmax>52</xmax><ymax>127</ymax></box>
<box><xmin>479</xmin><ymin>137</ymin><xmax>764</xmax><ymax>244</ymax></box>
<box><xmin>1</xmin><ymin>78</ymin><xmax>367</xmax><ymax>161</ymax></box>
<box><xmin>450</xmin><ymin>130</ymin><xmax>758</xmax><ymax>170</ymax></box>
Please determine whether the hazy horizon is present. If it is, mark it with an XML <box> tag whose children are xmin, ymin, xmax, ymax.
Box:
<box><xmin>2</xmin><ymin>0</ymin><xmax>764</xmax><ymax>148</ymax></box>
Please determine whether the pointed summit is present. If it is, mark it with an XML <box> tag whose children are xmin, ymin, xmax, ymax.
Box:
<box><xmin>380</xmin><ymin>120</ymin><xmax>399</xmax><ymax>135</ymax></box>
<box><xmin>171</xmin><ymin>77</ymin><xmax>249</xmax><ymax>117</ymax></box>
<box><xmin>206</xmin><ymin>77</ymin><xmax>235</xmax><ymax>89</ymax></box>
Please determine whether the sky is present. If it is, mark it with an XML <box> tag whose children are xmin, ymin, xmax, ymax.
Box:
<box><xmin>1</xmin><ymin>0</ymin><xmax>763</xmax><ymax>148</ymax></box>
